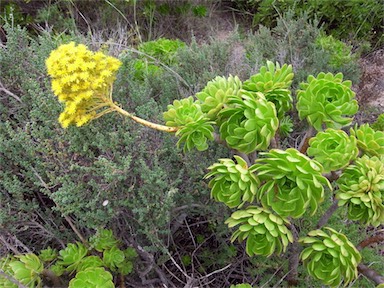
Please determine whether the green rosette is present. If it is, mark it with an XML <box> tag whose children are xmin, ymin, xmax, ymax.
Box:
<box><xmin>196</xmin><ymin>75</ymin><xmax>242</xmax><ymax>119</ymax></box>
<box><xmin>218</xmin><ymin>91</ymin><xmax>279</xmax><ymax>154</ymax></box>
<box><xmin>336</xmin><ymin>155</ymin><xmax>384</xmax><ymax>227</ymax></box>
<box><xmin>57</xmin><ymin>242</ymin><xmax>88</xmax><ymax>272</ymax></box>
<box><xmin>300</xmin><ymin>227</ymin><xmax>361</xmax><ymax>287</ymax></box>
<box><xmin>68</xmin><ymin>267</ymin><xmax>114</xmax><ymax>288</ymax></box>
<box><xmin>251</xmin><ymin>148</ymin><xmax>332</xmax><ymax>218</ymax></box>
<box><xmin>225</xmin><ymin>206</ymin><xmax>293</xmax><ymax>257</ymax></box>
<box><xmin>204</xmin><ymin>155</ymin><xmax>259</xmax><ymax>208</ymax></box>
<box><xmin>243</xmin><ymin>61</ymin><xmax>294</xmax><ymax>91</ymax></box>
<box><xmin>8</xmin><ymin>254</ymin><xmax>44</xmax><ymax>287</ymax></box>
<box><xmin>163</xmin><ymin>96</ymin><xmax>214</xmax><ymax>151</ymax></box>
<box><xmin>243</xmin><ymin>61</ymin><xmax>294</xmax><ymax>118</ymax></box>
<box><xmin>307</xmin><ymin>129</ymin><xmax>358</xmax><ymax>173</ymax></box>
<box><xmin>296</xmin><ymin>72</ymin><xmax>358</xmax><ymax>131</ymax></box>
<box><xmin>350</xmin><ymin>124</ymin><xmax>384</xmax><ymax>157</ymax></box>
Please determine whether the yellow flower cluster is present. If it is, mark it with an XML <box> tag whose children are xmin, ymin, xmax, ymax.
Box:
<box><xmin>46</xmin><ymin>42</ymin><xmax>122</xmax><ymax>128</ymax></box>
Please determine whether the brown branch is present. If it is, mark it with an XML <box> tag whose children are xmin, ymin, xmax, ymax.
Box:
<box><xmin>316</xmin><ymin>199</ymin><xmax>339</xmax><ymax>229</ymax></box>
<box><xmin>287</xmin><ymin>223</ymin><xmax>300</xmax><ymax>286</ymax></box>
<box><xmin>41</xmin><ymin>269</ymin><xmax>62</xmax><ymax>287</ymax></box>
<box><xmin>31</xmin><ymin>167</ymin><xmax>89</xmax><ymax>247</ymax></box>
<box><xmin>356</xmin><ymin>233</ymin><xmax>384</xmax><ymax>285</ymax></box>
<box><xmin>0</xmin><ymin>270</ymin><xmax>27</xmax><ymax>288</ymax></box>
<box><xmin>298</xmin><ymin>126</ymin><xmax>315</xmax><ymax>154</ymax></box>
<box><xmin>358</xmin><ymin>263</ymin><xmax>384</xmax><ymax>285</ymax></box>
<box><xmin>357</xmin><ymin>233</ymin><xmax>384</xmax><ymax>250</ymax></box>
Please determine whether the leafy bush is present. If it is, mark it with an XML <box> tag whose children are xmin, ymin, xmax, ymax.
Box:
<box><xmin>230</xmin><ymin>0</ymin><xmax>383</xmax><ymax>47</ymax></box>
<box><xmin>243</xmin><ymin>11</ymin><xmax>360</xmax><ymax>86</ymax></box>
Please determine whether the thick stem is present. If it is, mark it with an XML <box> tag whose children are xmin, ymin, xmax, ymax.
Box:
<box><xmin>41</xmin><ymin>269</ymin><xmax>62</xmax><ymax>287</ymax></box>
<box><xmin>110</xmin><ymin>102</ymin><xmax>178</xmax><ymax>133</ymax></box>
<box><xmin>298</xmin><ymin>126</ymin><xmax>315</xmax><ymax>154</ymax></box>
<box><xmin>356</xmin><ymin>233</ymin><xmax>384</xmax><ymax>285</ymax></box>
<box><xmin>358</xmin><ymin>233</ymin><xmax>384</xmax><ymax>250</ymax></box>
<box><xmin>0</xmin><ymin>270</ymin><xmax>27</xmax><ymax>288</ymax></box>
<box><xmin>358</xmin><ymin>263</ymin><xmax>384</xmax><ymax>285</ymax></box>
<box><xmin>316</xmin><ymin>199</ymin><xmax>339</xmax><ymax>229</ymax></box>
<box><xmin>287</xmin><ymin>223</ymin><xmax>300</xmax><ymax>286</ymax></box>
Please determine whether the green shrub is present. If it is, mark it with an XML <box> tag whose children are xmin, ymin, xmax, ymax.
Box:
<box><xmin>231</xmin><ymin>0</ymin><xmax>383</xmax><ymax>47</ymax></box>
<box><xmin>243</xmin><ymin>11</ymin><xmax>360</xmax><ymax>86</ymax></box>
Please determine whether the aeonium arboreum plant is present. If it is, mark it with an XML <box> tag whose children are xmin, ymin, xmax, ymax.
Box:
<box><xmin>307</xmin><ymin>128</ymin><xmax>359</xmax><ymax>173</ymax></box>
<box><xmin>204</xmin><ymin>155</ymin><xmax>259</xmax><ymax>208</ymax></box>
<box><xmin>350</xmin><ymin>124</ymin><xmax>384</xmax><ymax>157</ymax></box>
<box><xmin>300</xmin><ymin>227</ymin><xmax>361</xmax><ymax>287</ymax></box>
<box><xmin>296</xmin><ymin>72</ymin><xmax>358</xmax><ymax>131</ymax></box>
<box><xmin>336</xmin><ymin>155</ymin><xmax>384</xmax><ymax>227</ymax></box>
<box><xmin>163</xmin><ymin>96</ymin><xmax>214</xmax><ymax>151</ymax></box>
<box><xmin>225</xmin><ymin>206</ymin><xmax>293</xmax><ymax>257</ymax></box>
<box><xmin>46</xmin><ymin>42</ymin><xmax>177</xmax><ymax>133</ymax></box>
<box><xmin>195</xmin><ymin>74</ymin><xmax>242</xmax><ymax>119</ymax></box>
<box><xmin>218</xmin><ymin>91</ymin><xmax>279</xmax><ymax>154</ymax></box>
<box><xmin>243</xmin><ymin>61</ymin><xmax>294</xmax><ymax>118</ymax></box>
<box><xmin>250</xmin><ymin>148</ymin><xmax>332</xmax><ymax>218</ymax></box>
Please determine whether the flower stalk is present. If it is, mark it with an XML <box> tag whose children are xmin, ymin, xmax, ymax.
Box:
<box><xmin>109</xmin><ymin>101</ymin><xmax>178</xmax><ymax>133</ymax></box>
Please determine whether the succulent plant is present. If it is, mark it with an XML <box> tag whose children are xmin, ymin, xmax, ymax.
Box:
<box><xmin>296</xmin><ymin>72</ymin><xmax>358</xmax><ymax>131</ymax></box>
<box><xmin>307</xmin><ymin>128</ymin><xmax>359</xmax><ymax>172</ymax></box>
<box><xmin>39</xmin><ymin>247</ymin><xmax>58</xmax><ymax>262</ymax></box>
<box><xmin>76</xmin><ymin>256</ymin><xmax>104</xmax><ymax>272</ymax></box>
<box><xmin>250</xmin><ymin>148</ymin><xmax>332</xmax><ymax>218</ymax></box>
<box><xmin>243</xmin><ymin>61</ymin><xmax>294</xmax><ymax>92</ymax></box>
<box><xmin>103</xmin><ymin>246</ymin><xmax>125</xmax><ymax>272</ymax></box>
<box><xmin>230</xmin><ymin>284</ymin><xmax>253</xmax><ymax>288</ymax></box>
<box><xmin>89</xmin><ymin>229</ymin><xmax>119</xmax><ymax>252</ymax></box>
<box><xmin>336</xmin><ymin>155</ymin><xmax>384</xmax><ymax>227</ymax></box>
<box><xmin>68</xmin><ymin>267</ymin><xmax>114</xmax><ymax>288</ymax></box>
<box><xmin>243</xmin><ymin>61</ymin><xmax>294</xmax><ymax>118</ymax></box>
<box><xmin>372</xmin><ymin>113</ymin><xmax>384</xmax><ymax>131</ymax></box>
<box><xmin>0</xmin><ymin>256</ymin><xmax>17</xmax><ymax>288</ymax></box>
<box><xmin>204</xmin><ymin>155</ymin><xmax>260</xmax><ymax>208</ymax></box>
<box><xmin>8</xmin><ymin>253</ymin><xmax>43</xmax><ymax>287</ymax></box>
<box><xmin>278</xmin><ymin>116</ymin><xmax>294</xmax><ymax>137</ymax></box>
<box><xmin>350</xmin><ymin>124</ymin><xmax>384</xmax><ymax>157</ymax></box>
<box><xmin>58</xmin><ymin>242</ymin><xmax>88</xmax><ymax>272</ymax></box>
<box><xmin>218</xmin><ymin>91</ymin><xmax>279</xmax><ymax>154</ymax></box>
<box><xmin>300</xmin><ymin>227</ymin><xmax>361</xmax><ymax>287</ymax></box>
<box><xmin>163</xmin><ymin>96</ymin><xmax>214</xmax><ymax>151</ymax></box>
<box><xmin>225</xmin><ymin>206</ymin><xmax>293</xmax><ymax>257</ymax></box>
<box><xmin>196</xmin><ymin>75</ymin><xmax>242</xmax><ymax>119</ymax></box>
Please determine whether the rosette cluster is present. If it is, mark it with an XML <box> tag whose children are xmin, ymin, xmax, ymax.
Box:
<box><xmin>350</xmin><ymin>124</ymin><xmax>384</xmax><ymax>157</ymax></box>
<box><xmin>196</xmin><ymin>75</ymin><xmax>242</xmax><ymax>119</ymax></box>
<box><xmin>243</xmin><ymin>61</ymin><xmax>294</xmax><ymax>118</ymax></box>
<box><xmin>225</xmin><ymin>206</ymin><xmax>293</xmax><ymax>257</ymax></box>
<box><xmin>307</xmin><ymin>129</ymin><xmax>358</xmax><ymax>172</ymax></box>
<box><xmin>204</xmin><ymin>155</ymin><xmax>259</xmax><ymax>208</ymax></box>
<box><xmin>251</xmin><ymin>148</ymin><xmax>332</xmax><ymax>218</ymax></box>
<box><xmin>296</xmin><ymin>72</ymin><xmax>358</xmax><ymax>131</ymax></box>
<box><xmin>218</xmin><ymin>91</ymin><xmax>279</xmax><ymax>153</ymax></box>
<box><xmin>163</xmin><ymin>96</ymin><xmax>214</xmax><ymax>151</ymax></box>
<box><xmin>46</xmin><ymin>42</ymin><xmax>122</xmax><ymax>128</ymax></box>
<box><xmin>300</xmin><ymin>227</ymin><xmax>361</xmax><ymax>287</ymax></box>
<box><xmin>336</xmin><ymin>155</ymin><xmax>384</xmax><ymax>226</ymax></box>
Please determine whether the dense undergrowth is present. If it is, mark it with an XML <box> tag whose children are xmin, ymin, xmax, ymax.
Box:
<box><xmin>0</xmin><ymin>1</ymin><xmax>383</xmax><ymax>287</ymax></box>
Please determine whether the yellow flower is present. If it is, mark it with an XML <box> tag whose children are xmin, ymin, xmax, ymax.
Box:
<box><xmin>46</xmin><ymin>42</ymin><xmax>122</xmax><ymax>128</ymax></box>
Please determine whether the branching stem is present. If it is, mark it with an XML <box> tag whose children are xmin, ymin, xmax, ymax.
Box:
<box><xmin>316</xmin><ymin>199</ymin><xmax>339</xmax><ymax>229</ymax></box>
<box><xmin>110</xmin><ymin>102</ymin><xmax>178</xmax><ymax>133</ymax></box>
